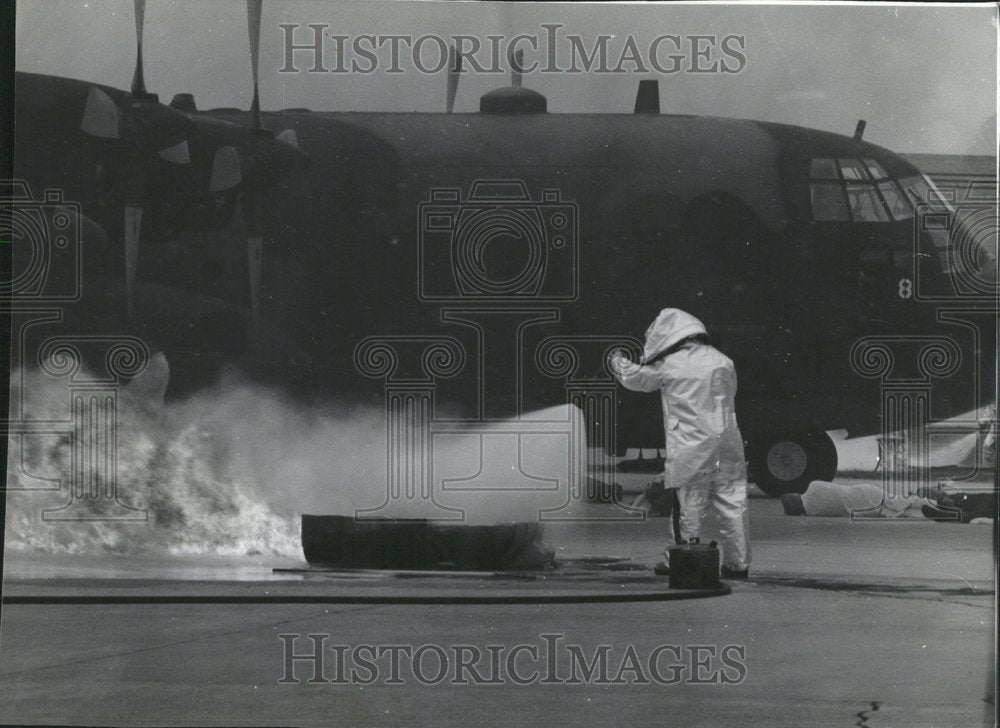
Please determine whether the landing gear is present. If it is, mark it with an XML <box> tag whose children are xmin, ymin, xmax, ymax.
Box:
<box><xmin>747</xmin><ymin>432</ymin><xmax>838</xmax><ymax>497</ymax></box>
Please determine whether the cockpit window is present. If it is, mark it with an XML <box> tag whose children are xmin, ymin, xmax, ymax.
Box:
<box><xmin>810</xmin><ymin>183</ymin><xmax>850</xmax><ymax>221</ymax></box>
<box><xmin>838</xmin><ymin>158</ymin><xmax>867</xmax><ymax>181</ymax></box>
<box><xmin>877</xmin><ymin>181</ymin><xmax>912</xmax><ymax>220</ymax></box>
<box><xmin>864</xmin><ymin>159</ymin><xmax>889</xmax><ymax>180</ymax></box>
<box><xmin>809</xmin><ymin>157</ymin><xmax>916</xmax><ymax>223</ymax></box>
<box><xmin>899</xmin><ymin>176</ymin><xmax>931</xmax><ymax>206</ymax></box>
<box><xmin>846</xmin><ymin>185</ymin><xmax>890</xmax><ymax>222</ymax></box>
<box><xmin>810</xmin><ymin>158</ymin><xmax>839</xmax><ymax>180</ymax></box>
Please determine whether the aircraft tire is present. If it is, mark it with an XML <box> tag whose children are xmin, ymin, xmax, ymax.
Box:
<box><xmin>747</xmin><ymin>432</ymin><xmax>838</xmax><ymax>497</ymax></box>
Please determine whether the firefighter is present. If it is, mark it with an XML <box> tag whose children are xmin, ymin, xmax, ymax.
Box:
<box><xmin>609</xmin><ymin>308</ymin><xmax>751</xmax><ymax>578</ymax></box>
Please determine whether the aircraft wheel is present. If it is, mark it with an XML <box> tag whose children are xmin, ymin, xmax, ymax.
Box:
<box><xmin>747</xmin><ymin>432</ymin><xmax>837</xmax><ymax>497</ymax></box>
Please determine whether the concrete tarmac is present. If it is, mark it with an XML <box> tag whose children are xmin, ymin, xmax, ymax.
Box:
<box><xmin>0</xmin><ymin>495</ymin><xmax>995</xmax><ymax>727</ymax></box>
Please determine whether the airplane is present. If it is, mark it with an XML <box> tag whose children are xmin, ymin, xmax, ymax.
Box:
<box><xmin>6</xmin><ymin>0</ymin><xmax>993</xmax><ymax>499</ymax></box>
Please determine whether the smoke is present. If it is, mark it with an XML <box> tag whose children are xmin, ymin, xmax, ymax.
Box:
<box><xmin>5</xmin><ymin>355</ymin><xmax>584</xmax><ymax>558</ymax></box>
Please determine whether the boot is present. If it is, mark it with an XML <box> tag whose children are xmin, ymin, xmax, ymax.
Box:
<box><xmin>721</xmin><ymin>564</ymin><xmax>749</xmax><ymax>579</ymax></box>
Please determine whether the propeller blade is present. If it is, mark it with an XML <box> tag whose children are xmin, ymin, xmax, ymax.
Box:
<box><xmin>243</xmin><ymin>192</ymin><xmax>263</xmax><ymax>331</ymax></box>
<box><xmin>158</xmin><ymin>139</ymin><xmax>190</xmax><ymax>164</ymax></box>
<box><xmin>246</xmin><ymin>0</ymin><xmax>263</xmax><ymax>130</ymax></box>
<box><xmin>123</xmin><ymin>206</ymin><xmax>141</xmax><ymax>317</ymax></box>
<box><xmin>209</xmin><ymin>145</ymin><xmax>242</xmax><ymax>192</ymax></box>
<box><xmin>80</xmin><ymin>87</ymin><xmax>121</xmax><ymax>139</ymax></box>
<box><xmin>79</xmin><ymin>214</ymin><xmax>110</xmax><ymax>249</ymax></box>
<box><xmin>131</xmin><ymin>0</ymin><xmax>147</xmax><ymax>96</ymax></box>
<box><xmin>275</xmin><ymin>128</ymin><xmax>300</xmax><ymax>150</ymax></box>
<box><xmin>510</xmin><ymin>48</ymin><xmax>523</xmax><ymax>89</ymax></box>
<box><xmin>446</xmin><ymin>44</ymin><xmax>461</xmax><ymax>113</ymax></box>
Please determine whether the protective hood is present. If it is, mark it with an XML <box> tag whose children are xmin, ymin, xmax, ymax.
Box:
<box><xmin>641</xmin><ymin>308</ymin><xmax>708</xmax><ymax>364</ymax></box>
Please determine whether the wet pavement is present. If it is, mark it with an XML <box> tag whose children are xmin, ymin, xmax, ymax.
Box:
<box><xmin>0</xmin><ymin>491</ymin><xmax>994</xmax><ymax>727</ymax></box>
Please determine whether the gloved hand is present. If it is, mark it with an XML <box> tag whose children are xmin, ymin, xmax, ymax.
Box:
<box><xmin>644</xmin><ymin>479</ymin><xmax>675</xmax><ymax>517</ymax></box>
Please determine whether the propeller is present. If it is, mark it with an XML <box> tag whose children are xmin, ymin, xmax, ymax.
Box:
<box><xmin>121</xmin><ymin>0</ymin><xmax>182</xmax><ymax>319</ymax></box>
<box><xmin>237</xmin><ymin>0</ymin><xmax>306</xmax><ymax>336</ymax></box>
<box><xmin>122</xmin><ymin>0</ymin><xmax>152</xmax><ymax>318</ymax></box>
<box><xmin>247</xmin><ymin>0</ymin><xmax>263</xmax><ymax>132</ymax></box>
<box><xmin>80</xmin><ymin>0</ymin><xmax>305</xmax><ymax>324</ymax></box>
<box><xmin>446</xmin><ymin>44</ymin><xmax>462</xmax><ymax>113</ymax></box>
<box><xmin>243</xmin><ymin>0</ymin><xmax>266</xmax><ymax>334</ymax></box>
<box><xmin>131</xmin><ymin>0</ymin><xmax>147</xmax><ymax>96</ymax></box>
<box><xmin>79</xmin><ymin>0</ymin><xmax>194</xmax><ymax>318</ymax></box>
<box><xmin>208</xmin><ymin>145</ymin><xmax>242</xmax><ymax>193</ymax></box>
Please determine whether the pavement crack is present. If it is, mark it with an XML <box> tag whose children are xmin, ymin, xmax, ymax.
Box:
<box><xmin>855</xmin><ymin>700</ymin><xmax>881</xmax><ymax>727</ymax></box>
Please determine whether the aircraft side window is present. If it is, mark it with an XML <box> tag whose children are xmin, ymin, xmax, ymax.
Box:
<box><xmin>846</xmin><ymin>184</ymin><xmax>890</xmax><ymax>222</ymax></box>
<box><xmin>864</xmin><ymin>159</ymin><xmax>889</xmax><ymax>180</ymax></box>
<box><xmin>877</xmin><ymin>181</ymin><xmax>912</xmax><ymax>220</ymax></box>
<box><xmin>810</xmin><ymin>182</ymin><xmax>850</xmax><ymax>221</ymax></box>
<box><xmin>899</xmin><ymin>175</ymin><xmax>931</xmax><ymax>205</ymax></box>
<box><xmin>899</xmin><ymin>174</ymin><xmax>954</xmax><ymax>212</ymax></box>
<box><xmin>810</xmin><ymin>158</ymin><xmax>839</xmax><ymax>179</ymax></box>
<box><xmin>838</xmin><ymin>158</ymin><xmax>868</xmax><ymax>181</ymax></box>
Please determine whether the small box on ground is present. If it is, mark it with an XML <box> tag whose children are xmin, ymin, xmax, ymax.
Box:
<box><xmin>668</xmin><ymin>541</ymin><xmax>720</xmax><ymax>589</ymax></box>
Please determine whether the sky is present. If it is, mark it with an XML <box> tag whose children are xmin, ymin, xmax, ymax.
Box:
<box><xmin>14</xmin><ymin>0</ymin><xmax>999</xmax><ymax>155</ymax></box>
